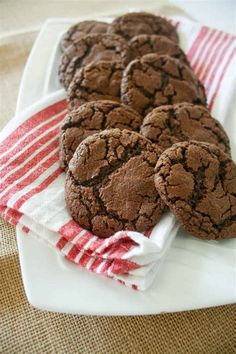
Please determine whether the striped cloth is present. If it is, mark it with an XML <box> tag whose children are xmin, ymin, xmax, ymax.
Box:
<box><xmin>0</xmin><ymin>18</ymin><xmax>235</xmax><ymax>290</ymax></box>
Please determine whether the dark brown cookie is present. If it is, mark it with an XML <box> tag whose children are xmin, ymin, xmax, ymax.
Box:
<box><xmin>65</xmin><ymin>128</ymin><xmax>166</xmax><ymax>237</ymax></box>
<box><xmin>130</xmin><ymin>35</ymin><xmax>189</xmax><ymax>65</ymax></box>
<box><xmin>155</xmin><ymin>141</ymin><xmax>236</xmax><ymax>240</ymax></box>
<box><xmin>59</xmin><ymin>100</ymin><xmax>143</xmax><ymax>170</ymax></box>
<box><xmin>60</xmin><ymin>20</ymin><xmax>109</xmax><ymax>51</ymax></box>
<box><xmin>59</xmin><ymin>33</ymin><xmax>131</xmax><ymax>89</ymax></box>
<box><xmin>121</xmin><ymin>54</ymin><xmax>207</xmax><ymax>115</ymax></box>
<box><xmin>67</xmin><ymin>61</ymin><xmax>124</xmax><ymax>111</ymax></box>
<box><xmin>108</xmin><ymin>12</ymin><xmax>178</xmax><ymax>42</ymax></box>
<box><xmin>140</xmin><ymin>103</ymin><xmax>230</xmax><ymax>154</ymax></box>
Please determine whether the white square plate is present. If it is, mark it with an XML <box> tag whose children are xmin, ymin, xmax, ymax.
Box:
<box><xmin>15</xmin><ymin>15</ymin><xmax>236</xmax><ymax>315</ymax></box>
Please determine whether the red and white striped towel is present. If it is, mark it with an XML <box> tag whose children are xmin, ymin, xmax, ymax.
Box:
<box><xmin>0</xmin><ymin>17</ymin><xmax>235</xmax><ymax>290</ymax></box>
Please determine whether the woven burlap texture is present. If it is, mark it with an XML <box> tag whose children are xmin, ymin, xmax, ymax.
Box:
<box><xmin>0</xmin><ymin>3</ymin><xmax>236</xmax><ymax>353</ymax></box>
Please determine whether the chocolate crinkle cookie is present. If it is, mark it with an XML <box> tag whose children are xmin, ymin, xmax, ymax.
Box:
<box><xmin>65</xmin><ymin>129</ymin><xmax>166</xmax><ymax>237</ymax></box>
<box><xmin>59</xmin><ymin>100</ymin><xmax>143</xmax><ymax>170</ymax></box>
<box><xmin>59</xmin><ymin>33</ymin><xmax>132</xmax><ymax>89</ymax></box>
<box><xmin>121</xmin><ymin>54</ymin><xmax>207</xmax><ymax>115</ymax></box>
<box><xmin>155</xmin><ymin>141</ymin><xmax>236</xmax><ymax>240</ymax></box>
<box><xmin>140</xmin><ymin>103</ymin><xmax>230</xmax><ymax>154</ymax></box>
<box><xmin>130</xmin><ymin>35</ymin><xmax>189</xmax><ymax>65</ymax></box>
<box><xmin>108</xmin><ymin>12</ymin><xmax>179</xmax><ymax>43</ymax></box>
<box><xmin>67</xmin><ymin>61</ymin><xmax>124</xmax><ymax>111</ymax></box>
<box><xmin>60</xmin><ymin>20</ymin><xmax>109</xmax><ymax>52</ymax></box>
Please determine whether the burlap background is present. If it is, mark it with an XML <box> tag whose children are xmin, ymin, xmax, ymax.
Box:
<box><xmin>0</xmin><ymin>2</ymin><xmax>235</xmax><ymax>353</ymax></box>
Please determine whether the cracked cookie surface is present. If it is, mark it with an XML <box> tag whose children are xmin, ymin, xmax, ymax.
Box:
<box><xmin>130</xmin><ymin>35</ymin><xmax>189</xmax><ymax>65</ymax></box>
<box><xmin>140</xmin><ymin>103</ymin><xmax>230</xmax><ymax>154</ymax></box>
<box><xmin>59</xmin><ymin>100</ymin><xmax>143</xmax><ymax>170</ymax></box>
<box><xmin>154</xmin><ymin>141</ymin><xmax>236</xmax><ymax>240</ymax></box>
<box><xmin>59</xmin><ymin>33</ymin><xmax>131</xmax><ymax>89</ymax></box>
<box><xmin>67</xmin><ymin>61</ymin><xmax>124</xmax><ymax>111</ymax></box>
<box><xmin>60</xmin><ymin>20</ymin><xmax>109</xmax><ymax>52</ymax></box>
<box><xmin>121</xmin><ymin>54</ymin><xmax>207</xmax><ymax>115</ymax></box>
<box><xmin>65</xmin><ymin>128</ymin><xmax>165</xmax><ymax>237</ymax></box>
<box><xmin>108</xmin><ymin>12</ymin><xmax>179</xmax><ymax>43</ymax></box>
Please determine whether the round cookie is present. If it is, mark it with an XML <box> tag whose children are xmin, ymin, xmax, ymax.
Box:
<box><xmin>59</xmin><ymin>33</ymin><xmax>132</xmax><ymax>89</ymax></box>
<box><xmin>65</xmin><ymin>128</ymin><xmax>166</xmax><ymax>237</ymax></box>
<box><xmin>130</xmin><ymin>35</ymin><xmax>189</xmax><ymax>65</ymax></box>
<box><xmin>60</xmin><ymin>20</ymin><xmax>109</xmax><ymax>51</ymax></box>
<box><xmin>108</xmin><ymin>12</ymin><xmax>178</xmax><ymax>43</ymax></box>
<box><xmin>67</xmin><ymin>61</ymin><xmax>124</xmax><ymax>111</ymax></box>
<box><xmin>154</xmin><ymin>141</ymin><xmax>236</xmax><ymax>240</ymax></box>
<box><xmin>140</xmin><ymin>103</ymin><xmax>230</xmax><ymax>154</ymax></box>
<box><xmin>121</xmin><ymin>54</ymin><xmax>207</xmax><ymax>115</ymax></box>
<box><xmin>59</xmin><ymin>100</ymin><xmax>143</xmax><ymax>170</ymax></box>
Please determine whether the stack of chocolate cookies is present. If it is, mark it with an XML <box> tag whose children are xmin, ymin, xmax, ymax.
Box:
<box><xmin>58</xmin><ymin>12</ymin><xmax>236</xmax><ymax>240</ymax></box>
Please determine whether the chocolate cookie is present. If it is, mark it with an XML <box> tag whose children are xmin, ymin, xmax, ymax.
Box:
<box><xmin>59</xmin><ymin>100</ymin><xmax>143</xmax><ymax>170</ymax></box>
<box><xmin>130</xmin><ymin>35</ymin><xmax>189</xmax><ymax>65</ymax></box>
<box><xmin>61</xmin><ymin>20</ymin><xmax>109</xmax><ymax>51</ymax></box>
<box><xmin>155</xmin><ymin>141</ymin><xmax>236</xmax><ymax>240</ymax></box>
<box><xmin>121</xmin><ymin>54</ymin><xmax>207</xmax><ymax>115</ymax></box>
<box><xmin>108</xmin><ymin>12</ymin><xmax>178</xmax><ymax>43</ymax></box>
<box><xmin>140</xmin><ymin>103</ymin><xmax>230</xmax><ymax>154</ymax></box>
<box><xmin>67</xmin><ymin>61</ymin><xmax>124</xmax><ymax>111</ymax></box>
<box><xmin>65</xmin><ymin>129</ymin><xmax>166</xmax><ymax>237</ymax></box>
<box><xmin>59</xmin><ymin>33</ymin><xmax>131</xmax><ymax>89</ymax></box>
